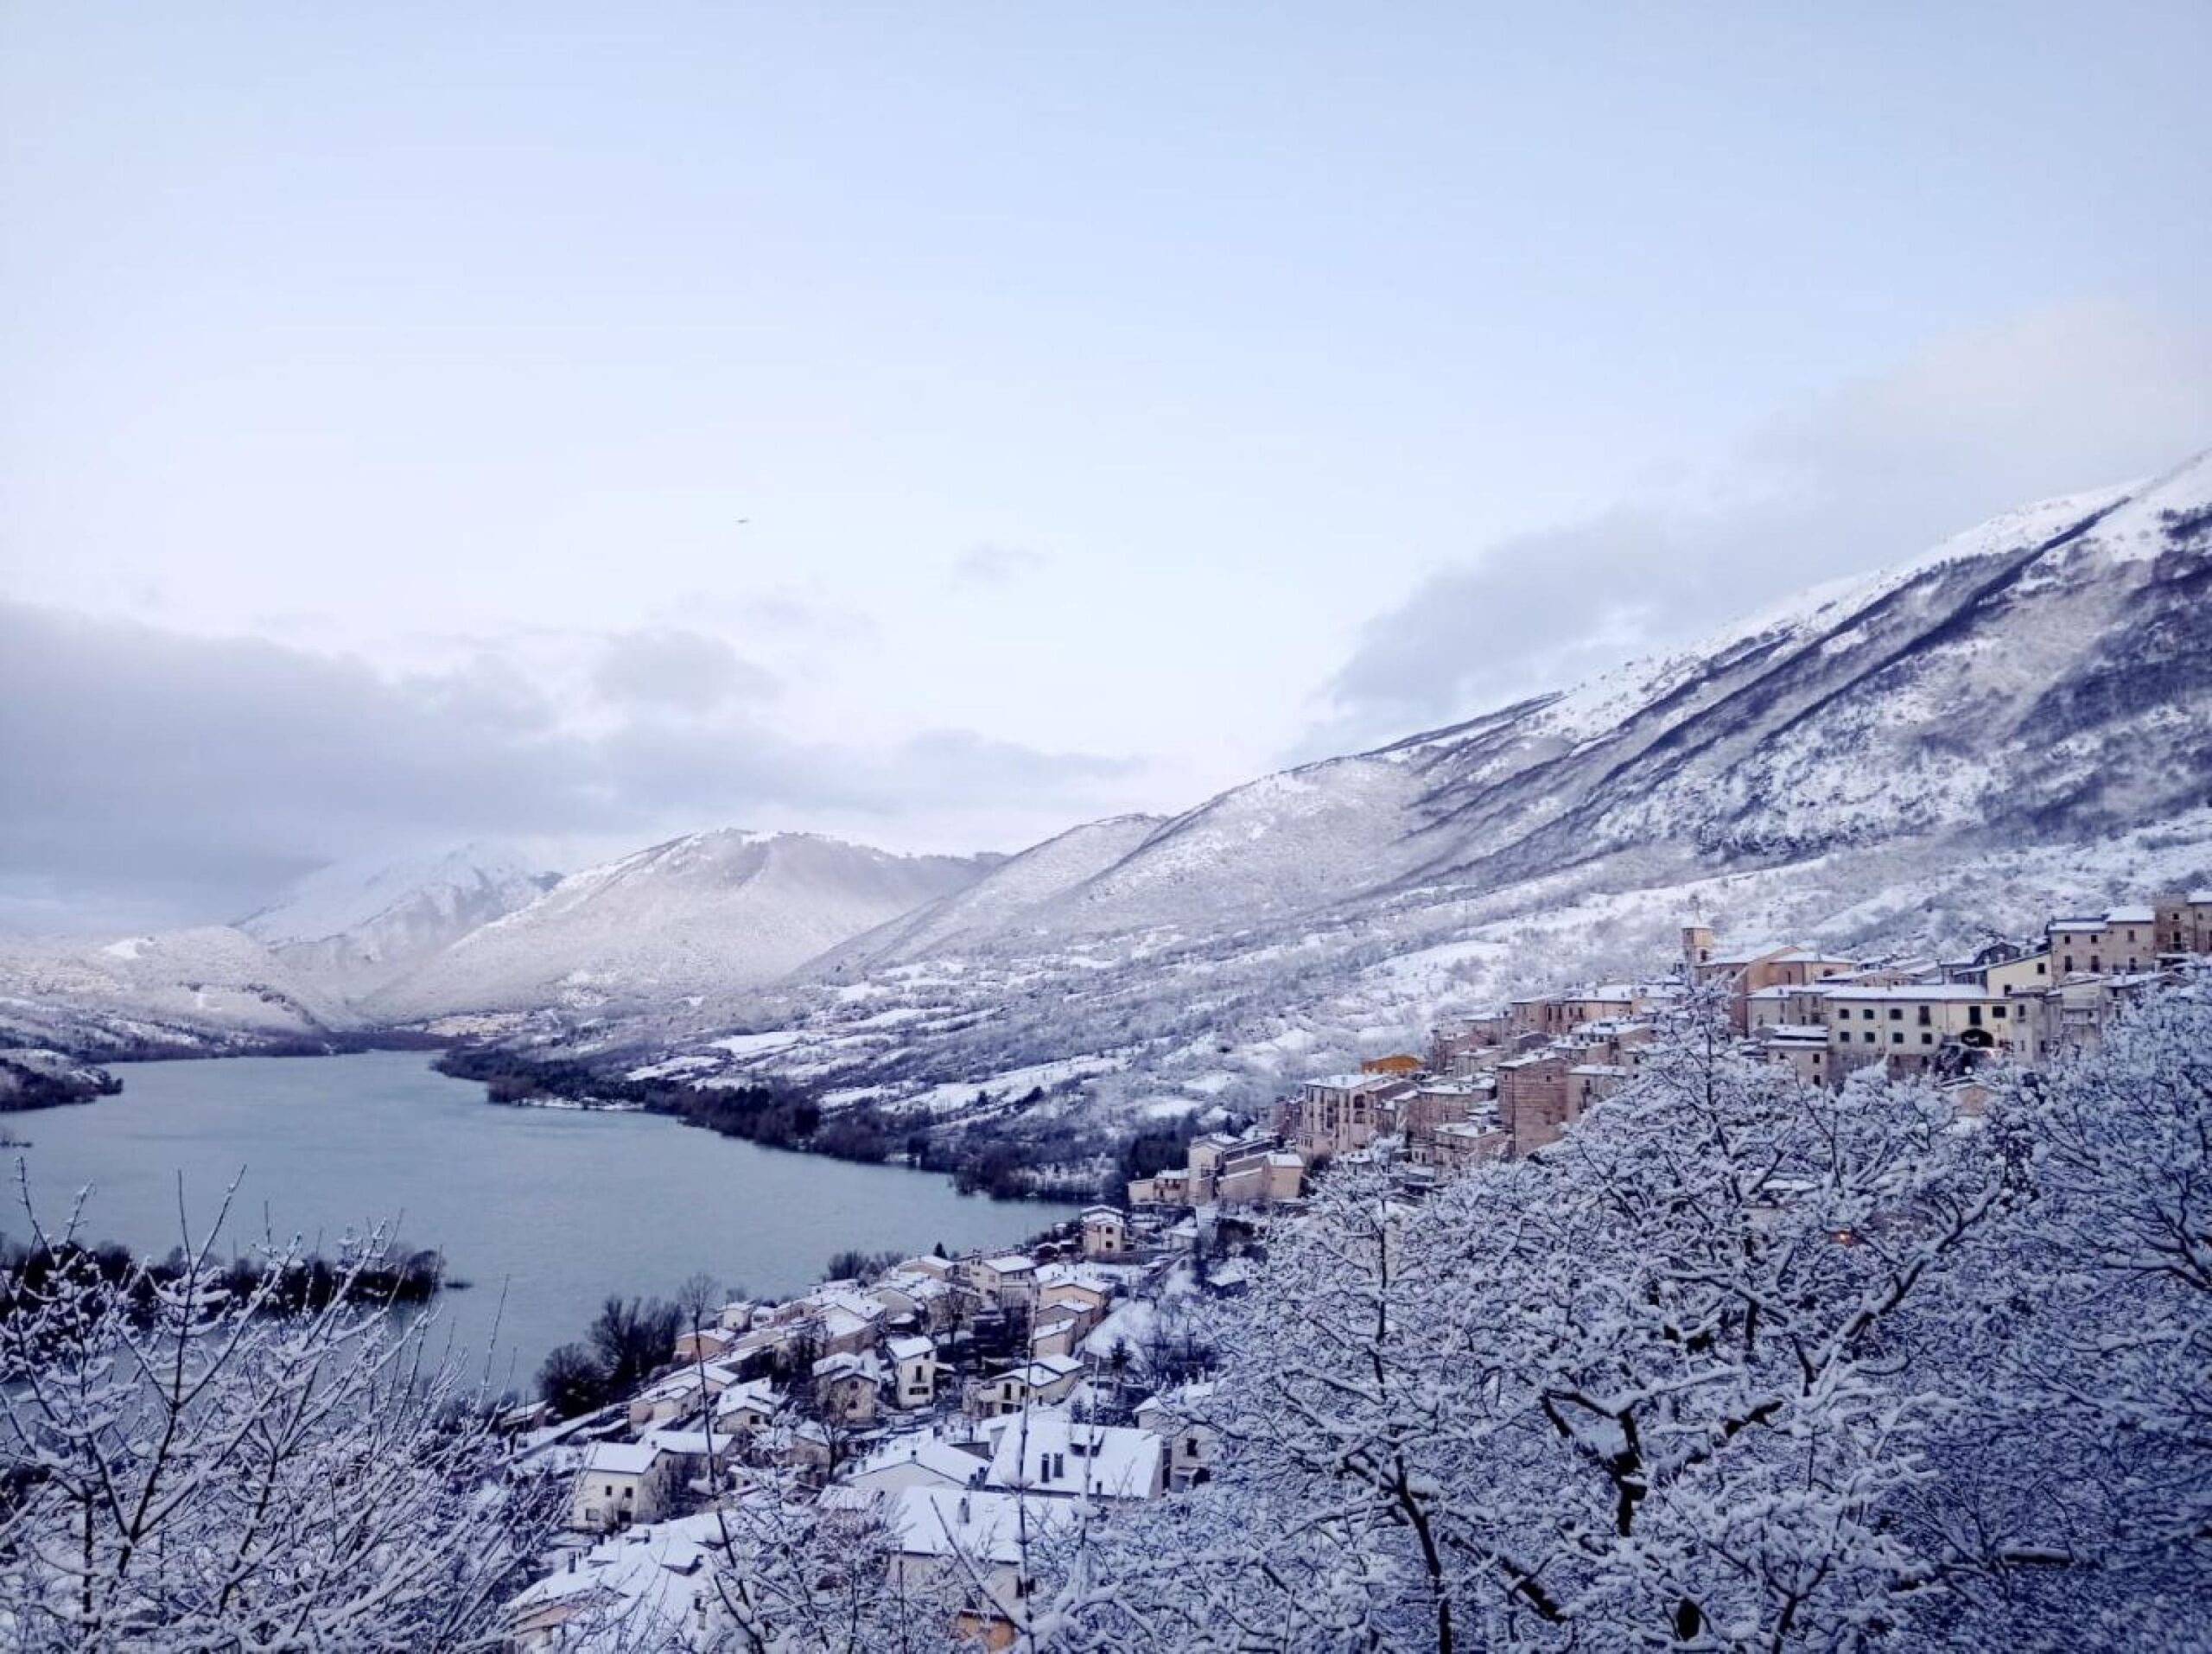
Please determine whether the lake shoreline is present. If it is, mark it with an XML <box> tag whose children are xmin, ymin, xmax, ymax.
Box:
<box><xmin>435</xmin><ymin>1042</ymin><xmax>1107</xmax><ymax>1207</ymax></box>
<box><xmin>13</xmin><ymin>1050</ymin><xmax>1082</xmax><ymax>1381</ymax></box>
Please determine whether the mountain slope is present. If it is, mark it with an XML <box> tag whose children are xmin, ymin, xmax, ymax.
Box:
<box><xmin>0</xmin><ymin>926</ymin><xmax>359</xmax><ymax>1057</ymax></box>
<box><xmin>238</xmin><ymin>843</ymin><xmax>555</xmax><ymax>998</ymax></box>
<box><xmin>579</xmin><ymin>456</ymin><xmax>2212</xmax><ymax>1134</ymax></box>
<box><xmin>367</xmin><ymin>831</ymin><xmax>998</xmax><ymax>1020</ymax></box>
<box><xmin>822</xmin><ymin>814</ymin><xmax>1167</xmax><ymax>967</ymax></box>
<box><xmin>871</xmin><ymin>459</ymin><xmax>2207</xmax><ymax>956</ymax></box>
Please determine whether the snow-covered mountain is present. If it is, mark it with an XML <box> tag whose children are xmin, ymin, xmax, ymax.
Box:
<box><xmin>576</xmin><ymin>454</ymin><xmax>2212</xmax><ymax>1134</ymax></box>
<box><xmin>820</xmin><ymin>814</ymin><xmax>1167</xmax><ymax>968</ymax></box>
<box><xmin>10</xmin><ymin>455</ymin><xmax>2210</xmax><ymax>1105</ymax></box>
<box><xmin>0</xmin><ymin>925</ymin><xmax>360</xmax><ymax>1057</ymax></box>
<box><xmin>838</xmin><ymin>458</ymin><xmax>2210</xmax><ymax>964</ymax></box>
<box><xmin>238</xmin><ymin>843</ymin><xmax>555</xmax><ymax>997</ymax></box>
<box><xmin>364</xmin><ymin>831</ymin><xmax>999</xmax><ymax>1021</ymax></box>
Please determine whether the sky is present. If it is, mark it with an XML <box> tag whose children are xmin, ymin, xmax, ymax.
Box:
<box><xmin>3</xmin><ymin>3</ymin><xmax>2209</xmax><ymax>932</ymax></box>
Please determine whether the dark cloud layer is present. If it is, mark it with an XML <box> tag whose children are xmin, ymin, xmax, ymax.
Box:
<box><xmin>592</xmin><ymin>627</ymin><xmax>781</xmax><ymax>712</ymax></box>
<box><xmin>0</xmin><ymin>605</ymin><xmax>1135</xmax><ymax>929</ymax></box>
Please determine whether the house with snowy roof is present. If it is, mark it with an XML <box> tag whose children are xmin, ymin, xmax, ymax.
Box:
<box><xmin>2048</xmin><ymin>908</ymin><xmax>2162</xmax><ymax>976</ymax></box>
<box><xmin>967</xmin><ymin>1354</ymin><xmax>1084</xmax><ymax>1419</ymax></box>
<box><xmin>885</xmin><ymin>1486</ymin><xmax>1077</xmax><ymax>1645</ymax></box>
<box><xmin>887</xmin><ymin>1333</ymin><xmax>940</xmax><ymax>1409</ymax></box>
<box><xmin>511</xmin><ymin>1510</ymin><xmax>734</xmax><ymax>1650</ymax></box>
<box><xmin>811</xmin><ymin>1351</ymin><xmax>885</xmax><ymax>1424</ymax></box>
<box><xmin>711</xmin><ymin>1377</ymin><xmax>781</xmax><ymax>1434</ymax></box>
<box><xmin>842</xmin><ymin>1431</ymin><xmax>988</xmax><ymax>1496</ymax></box>
<box><xmin>1079</xmin><ymin>1206</ymin><xmax>1130</xmax><ymax>1261</ymax></box>
<box><xmin>1284</xmin><ymin>1072</ymin><xmax>1414</xmax><ymax>1161</ymax></box>
<box><xmin>966</xmin><ymin>1254</ymin><xmax>1039</xmax><ymax>1312</ymax></box>
<box><xmin>1135</xmin><ymin>1383</ymin><xmax>1220</xmax><ymax>1492</ymax></box>
<box><xmin>570</xmin><ymin>1440</ymin><xmax>682</xmax><ymax>1532</ymax></box>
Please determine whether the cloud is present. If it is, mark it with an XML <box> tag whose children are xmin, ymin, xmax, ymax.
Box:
<box><xmin>1313</xmin><ymin>302</ymin><xmax>2212</xmax><ymax>751</ymax></box>
<box><xmin>951</xmin><ymin>544</ymin><xmax>1049</xmax><ymax>588</ymax></box>
<box><xmin>591</xmin><ymin>627</ymin><xmax>780</xmax><ymax>712</ymax></box>
<box><xmin>0</xmin><ymin>605</ymin><xmax>1135</xmax><ymax>930</ymax></box>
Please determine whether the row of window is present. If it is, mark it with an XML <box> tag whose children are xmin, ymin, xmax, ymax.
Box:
<box><xmin>1838</xmin><ymin>1002</ymin><xmax>2008</xmax><ymax>1021</ymax></box>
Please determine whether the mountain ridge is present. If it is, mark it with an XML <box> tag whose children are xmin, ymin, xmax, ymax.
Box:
<box><xmin>7</xmin><ymin>456</ymin><xmax>2209</xmax><ymax>1081</ymax></box>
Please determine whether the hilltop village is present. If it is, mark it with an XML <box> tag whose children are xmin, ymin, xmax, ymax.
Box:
<box><xmin>503</xmin><ymin>889</ymin><xmax>2212</xmax><ymax>1649</ymax></box>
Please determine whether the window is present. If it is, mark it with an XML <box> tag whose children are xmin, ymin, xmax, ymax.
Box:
<box><xmin>1864</xmin><ymin>1032</ymin><xmax>1876</xmax><ymax>1044</ymax></box>
<box><xmin>1922</xmin><ymin>1033</ymin><xmax>1933</xmax><ymax>1045</ymax></box>
<box><xmin>1969</xmin><ymin>1005</ymin><xmax>1983</xmax><ymax>1027</ymax></box>
<box><xmin>1993</xmin><ymin>1004</ymin><xmax>2007</xmax><ymax>1019</ymax></box>
<box><xmin>1891</xmin><ymin>1033</ymin><xmax>1904</xmax><ymax>1045</ymax></box>
<box><xmin>1917</xmin><ymin>1005</ymin><xmax>1932</xmax><ymax>1025</ymax></box>
<box><xmin>1888</xmin><ymin>1008</ymin><xmax>1904</xmax><ymax>1021</ymax></box>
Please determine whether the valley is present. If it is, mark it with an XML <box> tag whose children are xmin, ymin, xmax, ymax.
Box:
<box><xmin>7</xmin><ymin>455</ymin><xmax>2209</xmax><ymax>1182</ymax></box>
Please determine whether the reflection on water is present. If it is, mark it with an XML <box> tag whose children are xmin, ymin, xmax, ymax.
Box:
<box><xmin>8</xmin><ymin>1050</ymin><xmax>1077</xmax><ymax>1392</ymax></box>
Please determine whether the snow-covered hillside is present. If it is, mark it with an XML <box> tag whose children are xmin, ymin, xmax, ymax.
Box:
<box><xmin>0</xmin><ymin>926</ymin><xmax>359</xmax><ymax>1057</ymax></box>
<box><xmin>238</xmin><ymin>843</ymin><xmax>555</xmax><ymax>997</ymax></box>
<box><xmin>550</xmin><ymin>455</ymin><xmax>2212</xmax><ymax>1136</ymax></box>
<box><xmin>365</xmin><ymin>831</ymin><xmax>998</xmax><ymax>1021</ymax></box>
<box><xmin>10</xmin><ymin>457</ymin><xmax>2210</xmax><ymax>1110</ymax></box>
<box><xmin>820</xmin><ymin>815</ymin><xmax>1166</xmax><ymax>968</ymax></box>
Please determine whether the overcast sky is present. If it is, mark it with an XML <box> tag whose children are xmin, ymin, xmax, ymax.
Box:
<box><xmin>3</xmin><ymin>3</ymin><xmax>2209</xmax><ymax>932</ymax></box>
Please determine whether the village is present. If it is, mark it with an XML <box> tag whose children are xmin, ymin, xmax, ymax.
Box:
<box><xmin>502</xmin><ymin>888</ymin><xmax>2212</xmax><ymax>1650</ymax></box>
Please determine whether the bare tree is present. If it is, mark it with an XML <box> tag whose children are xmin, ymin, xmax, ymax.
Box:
<box><xmin>0</xmin><ymin>1175</ymin><xmax>553</xmax><ymax>1651</ymax></box>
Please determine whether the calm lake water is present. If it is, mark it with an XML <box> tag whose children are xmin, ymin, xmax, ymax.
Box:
<box><xmin>5</xmin><ymin>1050</ymin><xmax>1077</xmax><ymax>1393</ymax></box>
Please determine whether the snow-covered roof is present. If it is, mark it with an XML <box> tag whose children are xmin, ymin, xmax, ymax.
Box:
<box><xmin>1825</xmin><ymin>983</ymin><xmax>2001</xmax><ymax>1002</ymax></box>
<box><xmin>845</xmin><ymin>1433</ymin><xmax>985</xmax><ymax>1490</ymax></box>
<box><xmin>888</xmin><ymin>1485</ymin><xmax>1077</xmax><ymax>1562</ymax></box>
<box><xmin>508</xmin><ymin>1510</ymin><xmax>737</xmax><ymax>1640</ymax></box>
<box><xmin>581</xmin><ymin>1441</ymin><xmax>663</xmax><ymax>1476</ymax></box>
<box><xmin>887</xmin><ymin>1334</ymin><xmax>935</xmax><ymax>1362</ymax></box>
<box><xmin>1003</xmin><ymin>1353</ymin><xmax>1084</xmax><ymax>1386</ymax></box>
<box><xmin>1304</xmin><ymin>1072</ymin><xmax>1401</xmax><ymax>1093</ymax></box>
<box><xmin>640</xmin><ymin>1428</ymin><xmax>723</xmax><ymax>1457</ymax></box>
<box><xmin>714</xmin><ymin>1379</ymin><xmax>780</xmax><ymax>1418</ymax></box>
<box><xmin>2106</xmin><ymin>905</ymin><xmax>2156</xmax><ymax>923</ymax></box>
<box><xmin>977</xmin><ymin>1254</ymin><xmax>1035</xmax><ymax>1275</ymax></box>
<box><xmin>1135</xmin><ymin>1379</ymin><xmax>1216</xmax><ymax>1419</ymax></box>
<box><xmin>984</xmin><ymin>1411</ymin><xmax>1164</xmax><ymax>1499</ymax></box>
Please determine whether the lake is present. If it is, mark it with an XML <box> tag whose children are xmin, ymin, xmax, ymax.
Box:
<box><xmin>3</xmin><ymin>1050</ymin><xmax>1078</xmax><ymax>1393</ymax></box>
